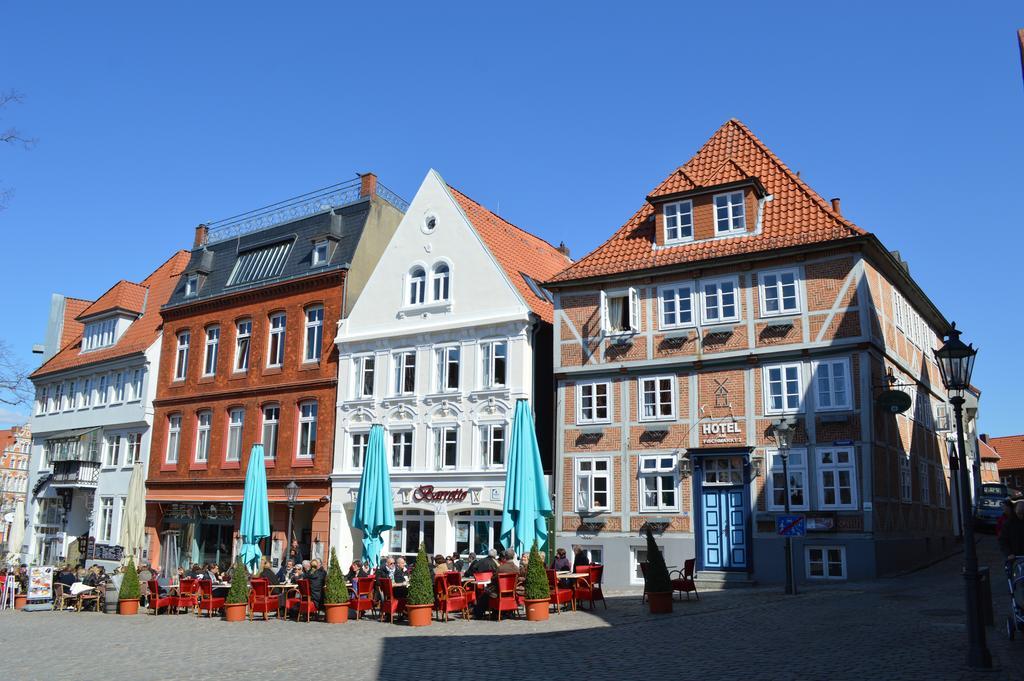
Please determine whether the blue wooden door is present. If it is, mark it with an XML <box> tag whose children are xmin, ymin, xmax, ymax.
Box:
<box><xmin>701</xmin><ymin>488</ymin><xmax>748</xmax><ymax>569</ymax></box>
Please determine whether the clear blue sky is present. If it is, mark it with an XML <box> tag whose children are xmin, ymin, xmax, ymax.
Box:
<box><xmin>1</xmin><ymin>2</ymin><xmax>1021</xmax><ymax>433</ymax></box>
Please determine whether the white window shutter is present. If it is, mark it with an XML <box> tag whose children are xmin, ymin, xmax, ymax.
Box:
<box><xmin>599</xmin><ymin>290</ymin><xmax>608</xmax><ymax>333</ymax></box>
<box><xmin>629</xmin><ymin>287</ymin><xmax>640</xmax><ymax>332</ymax></box>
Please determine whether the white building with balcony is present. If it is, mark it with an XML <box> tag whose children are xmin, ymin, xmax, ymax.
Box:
<box><xmin>330</xmin><ymin>170</ymin><xmax>570</xmax><ymax>566</ymax></box>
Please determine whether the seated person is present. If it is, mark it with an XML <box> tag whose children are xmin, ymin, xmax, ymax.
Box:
<box><xmin>258</xmin><ymin>557</ymin><xmax>279</xmax><ymax>585</ymax></box>
<box><xmin>472</xmin><ymin>549</ymin><xmax>520</xmax><ymax>618</ymax></box>
<box><xmin>550</xmin><ymin>548</ymin><xmax>571</xmax><ymax>572</ymax></box>
<box><xmin>465</xmin><ymin>549</ymin><xmax>499</xmax><ymax>578</ymax></box>
<box><xmin>277</xmin><ymin>559</ymin><xmax>295</xmax><ymax>584</ymax></box>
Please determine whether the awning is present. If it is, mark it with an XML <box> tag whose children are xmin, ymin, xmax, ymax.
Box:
<box><xmin>146</xmin><ymin>490</ymin><xmax>325</xmax><ymax>504</ymax></box>
<box><xmin>44</xmin><ymin>426</ymin><xmax>101</xmax><ymax>442</ymax></box>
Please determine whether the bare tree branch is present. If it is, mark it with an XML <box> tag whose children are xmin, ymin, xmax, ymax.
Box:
<box><xmin>0</xmin><ymin>90</ymin><xmax>35</xmax><ymax>149</ymax></box>
<box><xmin>0</xmin><ymin>340</ymin><xmax>32</xmax><ymax>407</ymax></box>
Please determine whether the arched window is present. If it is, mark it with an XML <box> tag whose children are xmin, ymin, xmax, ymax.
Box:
<box><xmin>431</xmin><ymin>262</ymin><xmax>450</xmax><ymax>302</ymax></box>
<box><xmin>408</xmin><ymin>267</ymin><xmax>426</xmax><ymax>306</ymax></box>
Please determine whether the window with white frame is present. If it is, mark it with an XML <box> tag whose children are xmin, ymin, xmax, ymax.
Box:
<box><xmin>82</xmin><ymin>317</ymin><xmax>117</xmax><ymax>352</ymax></box>
<box><xmin>760</xmin><ymin>269</ymin><xmax>800</xmax><ymax>316</ymax></box>
<box><xmin>129</xmin><ymin>369</ymin><xmax>142</xmax><ymax>401</ymax></box>
<box><xmin>899</xmin><ymin>455</ymin><xmax>912</xmax><ymax>502</ymax></box>
<box><xmin>100</xmin><ymin>497</ymin><xmax>114</xmax><ymax>542</ymax></box>
<box><xmin>175</xmin><ymin>331</ymin><xmax>190</xmax><ymax>380</ymax></box>
<box><xmin>391</xmin><ymin>430</ymin><xmax>412</xmax><ymax>469</ymax></box>
<box><xmin>659</xmin><ymin>284</ymin><xmax>694</xmax><ymax>329</ymax></box>
<box><xmin>267</xmin><ymin>313</ymin><xmax>286</xmax><ymax>367</ymax></box>
<box><xmin>814</xmin><ymin>358</ymin><xmax>851</xmax><ymax>411</ymax></box>
<box><xmin>766</xmin><ymin>448</ymin><xmax>808</xmax><ymax>511</ymax></box>
<box><xmin>714</xmin><ymin>191</ymin><xmax>746</xmax><ymax>234</ymax></box>
<box><xmin>639</xmin><ymin>455</ymin><xmax>678</xmax><ymax>512</ymax></box>
<box><xmin>351</xmin><ymin>431</ymin><xmax>369</xmax><ymax>468</ymax></box>
<box><xmin>663</xmin><ymin>200</ymin><xmax>693</xmax><ymax>243</ymax></box>
<box><xmin>304</xmin><ymin>305</ymin><xmax>324</xmax><ymax>363</ymax></box>
<box><xmin>806</xmin><ymin>546</ymin><xmax>846</xmax><ymax>580</ymax></box>
<box><xmin>195</xmin><ymin>411</ymin><xmax>211</xmax><ymax>463</ymax></box>
<box><xmin>184</xmin><ymin>274</ymin><xmax>199</xmax><ymax>297</ymax></box>
<box><xmin>817</xmin><ymin>448</ymin><xmax>857</xmax><ymax>509</ymax></box>
<box><xmin>297</xmin><ymin>401</ymin><xmax>318</xmax><ymax>459</ymax></box>
<box><xmin>312</xmin><ymin>239</ymin><xmax>329</xmax><ymax>266</ymax></box>
<box><xmin>432</xmin><ymin>262</ymin><xmax>450</xmax><ymax>302</ymax></box>
<box><xmin>575</xmin><ymin>457</ymin><xmax>610</xmax><ymax>512</ymax></box>
<box><xmin>126</xmin><ymin>432</ymin><xmax>142</xmax><ymax>464</ymax></box>
<box><xmin>480</xmin><ymin>423</ymin><xmax>506</xmax><ymax>468</ymax></box>
<box><xmin>764</xmin><ymin>363</ymin><xmax>802</xmax><ymax>414</ymax></box>
<box><xmin>261</xmin><ymin>405</ymin><xmax>279</xmax><ymax>460</ymax></box>
<box><xmin>203</xmin><ymin>326</ymin><xmax>219</xmax><ymax>376</ymax></box>
<box><xmin>935</xmin><ymin>466</ymin><xmax>947</xmax><ymax>507</ymax></box>
<box><xmin>577</xmin><ymin>381</ymin><xmax>611</xmax><ymax>424</ymax></box>
<box><xmin>434</xmin><ymin>426</ymin><xmax>459</xmax><ymax>469</ymax></box>
<box><xmin>480</xmin><ymin>341</ymin><xmax>507</xmax><ymax>388</ymax></box>
<box><xmin>36</xmin><ymin>386</ymin><xmax>46</xmax><ymax>415</ymax></box>
<box><xmin>639</xmin><ymin>376</ymin><xmax>676</xmax><ymax>421</ymax></box>
<box><xmin>408</xmin><ymin>266</ymin><xmax>426</xmax><ymax>306</ymax></box>
<box><xmin>53</xmin><ymin>382</ymin><xmax>65</xmax><ymax>412</ymax></box>
<box><xmin>354</xmin><ymin>356</ymin><xmax>375</xmax><ymax>398</ymax></box>
<box><xmin>97</xmin><ymin>375</ymin><xmax>108</xmax><ymax>405</ymax></box>
<box><xmin>436</xmin><ymin>346</ymin><xmax>460</xmax><ymax>392</ymax></box>
<box><xmin>393</xmin><ymin>351</ymin><xmax>416</xmax><ymax>395</ymax></box>
<box><xmin>226</xmin><ymin>408</ymin><xmax>244</xmax><ymax>462</ymax></box>
<box><xmin>114</xmin><ymin>372</ymin><xmax>126</xmax><ymax>402</ymax></box>
<box><xmin>601</xmin><ymin>288</ymin><xmax>640</xmax><ymax>335</ymax></box>
<box><xmin>235</xmin><ymin>319</ymin><xmax>251</xmax><ymax>372</ymax></box>
<box><xmin>69</xmin><ymin>380</ymin><xmax>79</xmax><ymax>408</ymax></box>
<box><xmin>104</xmin><ymin>434</ymin><xmax>121</xmax><ymax>468</ymax></box>
<box><xmin>919</xmin><ymin>460</ymin><xmax>930</xmax><ymax>505</ymax></box>
<box><xmin>701</xmin><ymin>277</ymin><xmax>740</xmax><ymax>324</ymax></box>
<box><xmin>166</xmin><ymin>415</ymin><xmax>181</xmax><ymax>464</ymax></box>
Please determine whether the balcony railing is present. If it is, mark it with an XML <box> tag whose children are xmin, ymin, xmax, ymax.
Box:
<box><xmin>50</xmin><ymin>460</ymin><xmax>100</xmax><ymax>488</ymax></box>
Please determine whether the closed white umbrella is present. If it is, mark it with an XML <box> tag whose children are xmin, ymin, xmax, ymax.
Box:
<box><xmin>118</xmin><ymin>463</ymin><xmax>147</xmax><ymax>562</ymax></box>
<box><xmin>7</xmin><ymin>499</ymin><xmax>25</xmax><ymax>562</ymax></box>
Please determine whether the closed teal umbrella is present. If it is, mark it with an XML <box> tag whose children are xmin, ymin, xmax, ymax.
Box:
<box><xmin>500</xmin><ymin>399</ymin><xmax>552</xmax><ymax>555</ymax></box>
<box><xmin>352</xmin><ymin>424</ymin><xmax>395</xmax><ymax>567</ymax></box>
<box><xmin>238</xmin><ymin>444</ymin><xmax>270</xmax><ymax>572</ymax></box>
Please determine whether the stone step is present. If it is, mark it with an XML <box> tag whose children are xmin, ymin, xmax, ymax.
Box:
<box><xmin>694</xmin><ymin>571</ymin><xmax>758</xmax><ymax>588</ymax></box>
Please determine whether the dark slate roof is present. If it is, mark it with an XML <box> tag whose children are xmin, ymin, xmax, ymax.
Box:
<box><xmin>164</xmin><ymin>198</ymin><xmax>372</xmax><ymax>309</ymax></box>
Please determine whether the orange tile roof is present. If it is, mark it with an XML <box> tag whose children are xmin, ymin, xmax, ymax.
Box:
<box><xmin>979</xmin><ymin>438</ymin><xmax>1001</xmax><ymax>462</ymax></box>
<box><xmin>548</xmin><ymin>119</ymin><xmax>867</xmax><ymax>283</ymax></box>
<box><xmin>31</xmin><ymin>251</ymin><xmax>191</xmax><ymax>378</ymax></box>
<box><xmin>448</xmin><ymin>185</ymin><xmax>571</xmax><ymax>324</ymax></box>
<box><xmin>76</xmin><ymin>280</ymin><xmax>148</xmax><ymax>320</ymax></box>
<box><xmin>990</xmin><ymin>435</ymin><xmax>1024</xmax><ymax>471</ymax></box>
<box><xmin>60</xmin><ymin>298</ymin><xmax>93</xmax><ymax>348</ymax></box>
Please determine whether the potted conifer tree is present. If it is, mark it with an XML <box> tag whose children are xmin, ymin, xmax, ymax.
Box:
<box><xmin>117</xmin><ymin>556</ymin><xmax>141</xmax><ymax>616</ymax></box>
<box><xmin>523</xmin><ymin>540</ymin><xmax>551</xmax><ymax>621</ymax></box>
<box><xmin>405</xmin><ymin>543</ymin><xmax>434</xmax><ymax>627</ymax></box>
<box><xmin>223</xmin><ymin>561</ymin><xmax>249</xmax><ymax>622</ymax></box>
<box><xmin>643</xmin><ymin>526</ymin><xmax>673</xmax><ymax>614</ymax></box>
<box><xmin>323</xmin><ymin>548</ymin><xmax>350</xmax><ymax>623</ymax></box>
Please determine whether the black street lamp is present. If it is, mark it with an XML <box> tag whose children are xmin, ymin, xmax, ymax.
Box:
<box><xmin>934</xmin><ymin>323</ymin><xmax>990</xmax><ymax>669</ymax></box>
<box><xmin>772</xmin><ymin>416</ymin><xmax>797</xmax><ymax>595</ymax></box>
<box><xmin>285</xmin><ymin>480</ymin><xmax>300</xmax><ymax>557</ymax></box>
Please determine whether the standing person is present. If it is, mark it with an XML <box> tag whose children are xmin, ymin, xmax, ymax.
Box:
<box><xmin>996</xmin><ymin>499</ymin><xmax>1014</xmax><ymax>538</ymax></box>
<box><xmin>550</xmin><ymin>548</ymin><xmax>571</xmax><ymax>572</ymax></box>
<box><xmin>307</xmin><ymin>559</ymin><xmax>326</xmax><ymax>611</ymax></box>
<box><xmin>999</xmin><ymin>499</ymin><xmax>1024</xmax><ymax>559</ymax></box>
<box><xmin>287</xmin><ymin>540</ymin><xmax>304</xmax><ymax>564</ymax></box>
<box><xmin>572</xmin><ymin>545</ymin><xmax>591</xmax><ymax>572</ymax></box>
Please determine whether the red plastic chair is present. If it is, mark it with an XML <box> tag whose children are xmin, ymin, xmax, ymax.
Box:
<box><xmin>447</xmin><ymin>570</ymin><xmax>475</xmax><ymax>606</ymax></box>
<box><xmin>547</xmin><ymin>569</ymin><xmax>574</xmax><ymax>613</ymax></box>
<box><xmin>493</xmin><ymin>572</ymin><xmax>520</xmax><ymax>621</ymax></box>
<box><xmin>174</xmin><ymin>578</ymin><xmax>199</xmax><ymax>614</ymax></box>
<box><xmin>285</xmin><ymin>579</ymin><xmax>318</xmax><ymax>622</ymax></box>
<box><xmin>433</xmin><ymin>572</ymin><xmax>469</xmax><ymax>621</ymax></box>
<box><xmin>350</xmin><ymin>576</ymin><xmax>376</xmax><ymax>620</ymax></box>
<box><xmin>248</xmin><ymin>578</ymin><xmax>276</xmax><ymax>620</ymax></box>
<box><xmin>377</xmin><ymin>577</ymin><xmax>405</xmax><ymax>623</ymax></box>
<box><xmin>146</xmin><ymin>579</ymin><xmax>176</xmax><ymax>615</ymax></box>
<box><xmin>196</xmin><ymin>580</ymin><xmax>225</xmax><ymax>617</ymax></box>
<box><xmin>670</xmin><ymin>559</ymin><xmax>699</xmax><ymax>601</ymax></box>
<box><xmin>573</xmin><ymin>564</ymin><xmax>607</xmax><ymax>610</ymax></box>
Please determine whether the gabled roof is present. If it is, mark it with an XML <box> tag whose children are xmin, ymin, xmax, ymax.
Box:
<box><xmin>979</xmin><ymin>438</ymin><xmax>1001</xmax><ymax>462</ymax></box>
<box><xmin>548</xmin><ymin>119</ymin><xmax>867</xmax><ymax>284</ymax></box>
<box><xmin>31</xmin><ymin>251</ymin><xmax>191</xmax><ymax>378</ymax></box>
<box><xmin>990</xmin><ymin>435</ymin><xmax>1024</xmax><ymax>471</ymax></box>
<box><xmin>76</xmin><ymin>280</ymin><xmax>148</xmax><ymax>320</ymax></box>
<box><xmin>447</xmin><ymin>185</ymin><xmax>571</xmax><ymax>324</ymax></box>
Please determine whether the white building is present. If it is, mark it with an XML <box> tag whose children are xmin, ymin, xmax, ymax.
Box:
<box><xmin>330</xmin><ymin>170</ymin><xmax>570</xmax><ymax>566</ymax></box>
<box><xmin>24</xmin><ymin>252</ymin><xmax>190</xmax><ymax>567</ymax></box>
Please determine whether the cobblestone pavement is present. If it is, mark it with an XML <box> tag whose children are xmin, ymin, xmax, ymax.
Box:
<box><xmin>2</xmin><ymin>537</ymin><xmax>1022</xmax><ymax>681</ymax></box>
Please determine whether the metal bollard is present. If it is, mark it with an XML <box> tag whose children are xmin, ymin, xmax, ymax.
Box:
<box><xmin>977</xmin><ymin>567</ymin><xmax>993</xmax><ymax>626</ymax></box>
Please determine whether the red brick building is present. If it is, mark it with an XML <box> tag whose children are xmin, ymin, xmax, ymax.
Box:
<box><xmin>546</xmin><ymin>120</ymin><xmax>957</xmax><ymax>586</ymax></box>
<box><xmin>988</xmin><ymin>434</ymin><xmax>1024</xmax><ymax>492</ymax></box>
<box><xmin>1</xmin><ymin>424</ymin><xmax>30</xmax><ymax>549</ymax></box>
<box><xmin>145</xmin><ymin>176</ymin><xmax>404</xmax><ymax>569</ymax></box>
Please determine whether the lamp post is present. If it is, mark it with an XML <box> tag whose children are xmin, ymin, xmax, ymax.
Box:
<box><xmin>285</xmin><ymin>480</ymin><xmax>300</xmax><ymax>557</ymax></box>
<box><xmin>772</xmin><ymin>416</ymin><xmax>797</xmax><ymax>595</ymax></box>
<box><xmin>934</xmin><ymin>323</ymin><xmax>990</xmax><ymax>669</ymax></box>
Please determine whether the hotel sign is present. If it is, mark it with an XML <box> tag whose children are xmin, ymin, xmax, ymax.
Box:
<box><xmin>413</xmin><ymin>485</ymin><xmax>469</xmax><ymax>503</ymax></box>
<box><xmin>701</xmin><ymin>421</ymin><xmax>743</xmax><ymax>445</ymax></box>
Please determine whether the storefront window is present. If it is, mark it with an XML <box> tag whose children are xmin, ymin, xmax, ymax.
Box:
<box><xmin>389</xmin><ymin>509</ymin><xmax>434</xmax><ymax>559</ymax></box>
<box><xmin>454</xmin><ymin>509</ymin><xmax>504</xmax><ymax>557</ymax></box>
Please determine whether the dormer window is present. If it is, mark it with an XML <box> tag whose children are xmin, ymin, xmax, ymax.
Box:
<box><xmin>663</xmin><ymin>200</ymin><xmax>693</xmax><ymax>243</ymax></box>
<box><xmin>714</xmin><ymin>191</ymin><xmax>746</xmax><ymax>234</ymax></box>
<box><xmin>82</xmin><ymin>317</ymin><xmax>118</xmax><ymax>352</ymax></box>
<box><xmin>312</xmin><ymin>240</ymin><xmax>329</xmax><ymax>267</ymax></box>
<box><xmin>184</xmin><ymin>274</ymin><xmax>199</xmax><ymax>297</ymax></box>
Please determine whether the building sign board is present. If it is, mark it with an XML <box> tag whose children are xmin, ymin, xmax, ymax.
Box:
<box><xmin>701</xmin><ymin>421</ymin><xmax>743</xmax><ymax>445</ymax></box>
<box><xmin>412</xmin><ymin>485</ymin><xmax>469</xmax><ymax>503</ymax></box>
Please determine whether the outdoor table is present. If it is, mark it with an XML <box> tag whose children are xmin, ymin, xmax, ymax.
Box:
<box><xmin>268</xmin><ymin>583</ymin><xmax>295</xmax><ymax>591</ymax></box>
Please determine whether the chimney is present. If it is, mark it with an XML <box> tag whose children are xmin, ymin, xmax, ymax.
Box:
<box><xmin>193</xmin><ymin>223</ymin><xmax>208</xmax><ymax>249</ymax></box>
<box><xmin>830</xmin><ymin>197</ymin><xmax>841</xmax><ymax>214</ymax></box>
<box><xmin>557</xmin><ymin>241</ymin><xmax>571</xmax><ymax>258</ymax></box>
<box><xmin>980</xmin><ymin>433</ymin><xmax>989</xmax><ymax>443</ymax></box>
<box><xmin>359</xmin><ymin>172</ymin><xmax>378</xmax><ymax>198</ymax></box>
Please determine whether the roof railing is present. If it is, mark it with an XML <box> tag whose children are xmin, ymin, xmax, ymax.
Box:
<box><xmin>205</xmin><ymin>177</ymin><xmax>409</xmax><ymax>244</ymax></box>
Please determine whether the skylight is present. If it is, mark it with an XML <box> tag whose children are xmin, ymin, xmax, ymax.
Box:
<box><xmin>227</xmin><ymin>241</ymin><xmax>292</xmax><ymax>287</ymax></box>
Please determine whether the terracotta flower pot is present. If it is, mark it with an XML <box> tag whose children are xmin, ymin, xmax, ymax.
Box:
<box><xmin>223</xmin><ymin>602</ymin><xmax>247</xmax><ymax>622</ymax></box>
<box><xmin>525</xmin><ymin>598</ymin><xmax>550</xmax><ymax>621</ymax></box>
<box><xmin>406</xmin><ymin>603</ymin><xmax>433</xmax><ymax>627</ymax></box>
<box><xmin>14</xmin><ymin>594</ymin><xmax>27</xmax><ymax>610</ymax></box>
<box><xmin>648</xmin><ymin>591</ymin><xmax>673</xmax><ymax>614</ymax></box>
<box><xmin>324</xmin><ymin>602</ymin><xmax>349</xmax><ymax>623</ymax></box>
<box><xmin>118</xmin><ymin>598</ymin><xmax>140</xmax><ymax>616</ymax></box>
